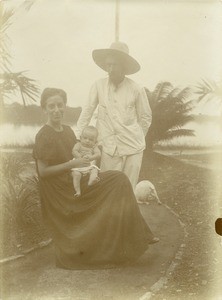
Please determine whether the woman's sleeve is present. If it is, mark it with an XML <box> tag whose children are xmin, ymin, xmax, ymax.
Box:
<box><xmin>73</xmin><ymin>142</ymin><xmax>81</xmax><ymax>152</ymax></box>
<box><xmin>33</xmin><ymin>131</ymin><xmax>57</xmax><ymax>163</ymax></box>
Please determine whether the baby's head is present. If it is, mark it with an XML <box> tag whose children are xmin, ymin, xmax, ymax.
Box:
<box><xmin>80</xmin><ymin>126</ymin><xmax>98</xmax><ymax>148</ymax></box>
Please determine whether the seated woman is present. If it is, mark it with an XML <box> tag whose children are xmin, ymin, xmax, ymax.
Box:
<box><xmin>33</xmin><ymin>87</ymin><xmax>158</xmax><ymax>270</ymax></box>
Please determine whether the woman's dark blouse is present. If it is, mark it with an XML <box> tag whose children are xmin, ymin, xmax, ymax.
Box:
<box><xmin>33</xmin><ymin>124</ymin><xmax>75</xmax><ymax>166</ymax></box>
<box><xmin>33</xmin><ymin>124</ymin><xmax>153</xmax><ymax>269</ymax></box>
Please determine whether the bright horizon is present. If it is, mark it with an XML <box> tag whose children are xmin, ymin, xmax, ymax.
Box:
<box><xmin>4</xmin><ymin>0</ymin><xmax>222</xmax><ymax>115</ymax></box>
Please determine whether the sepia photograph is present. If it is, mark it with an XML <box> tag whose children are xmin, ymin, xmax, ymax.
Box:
<box><xmin>0</xmin><ymin>0</ymin><xmax>222</xmax><ymax>299</ymax></box>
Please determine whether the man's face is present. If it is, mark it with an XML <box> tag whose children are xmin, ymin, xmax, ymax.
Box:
<box><xmin>105</xmin><ymin>55</ymin><xmax>125</xmax><ymax>84</ymax></box>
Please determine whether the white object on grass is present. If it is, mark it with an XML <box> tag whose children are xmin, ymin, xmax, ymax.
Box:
<box><xmin>135</xmin><ymin>180</ymin><xmax>161</xmax><ymax>205</ymax></box>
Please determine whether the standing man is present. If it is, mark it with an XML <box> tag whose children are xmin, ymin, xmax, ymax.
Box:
<box><xmin>77</xmin><ymin>41</ymin><xmax>152</xmax><ymax>190</ymax></box>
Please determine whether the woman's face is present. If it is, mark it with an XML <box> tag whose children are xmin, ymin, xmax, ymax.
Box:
<box><xmin>44</xmin><ymin>95</ymin><xmax>66</xmax><ymax>125</ymax></box>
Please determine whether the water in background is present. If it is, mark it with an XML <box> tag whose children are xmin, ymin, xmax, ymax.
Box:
<box><xmin>0</xmin><ymin>124</ymin><xmax>78</xmax><ymax>147</ymax></box>
<box><xmin>0</xmin><ymin>120</ymin><xmax>221</xmax><ymax>148</ymax></box>
<box><xmin>158</xmin><ymin>120</ymin><xmax>222</xmax><ymax>148</ymax></box>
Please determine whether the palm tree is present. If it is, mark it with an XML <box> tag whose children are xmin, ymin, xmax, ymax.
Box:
<box><xmin>145</xmin><ymin>82</ymin><xmax>195</xmax><ymax>150</ymax></box>
<box><xmin>0</xmin><ymin>71</ymin><xmax>39</xmax><ymax>107</ymax></box>
<box><xmin>0</xmin><ymin>2</ymin><xmax>39</xmax><ymax>107</ymax></box>
<box><xmin>195</xmin><ymin>79</ymin><xmax>222</xmax><ymax>128</ymax></box>
<box><xmin>195</xmin><ymin>79</ymin><xmax>222</xmax><ymax>109</ymax></box>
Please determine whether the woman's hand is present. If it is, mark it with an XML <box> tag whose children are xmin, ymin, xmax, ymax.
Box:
<box><xmin>83</xmin><ymin>154</ymin><xmax>94</xmax><ymax>161</ymax></box>
<box><xmin>37</xmin><ymin>158</ymin><xmax>90</xmax><ymax>178</ymax></box>
<box><xmin>70</xmin><ymin>158</ymin><xmax>90</xmax><ymax>168</ymax></box>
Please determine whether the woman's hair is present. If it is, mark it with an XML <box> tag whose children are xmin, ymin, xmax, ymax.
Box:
<box><xmin>40</xmin><ymin>87</ymin><xmax>67</xmax><ymax>108</ymax></box>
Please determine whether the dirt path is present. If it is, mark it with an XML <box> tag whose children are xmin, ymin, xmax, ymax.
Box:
<box><xmin>140</xmin><ymin>151</ymin><xmax>222</xmax><ymax>300</ymax></box>
<box><xmin>1</xmin><ymin>203</ymin><xmax>184</xmax><ymax>300</ymax></box>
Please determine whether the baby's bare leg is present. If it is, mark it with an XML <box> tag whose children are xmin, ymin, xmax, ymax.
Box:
<box><xmin>88</xmin><ymin>168</ymin><xmax>100</xmax><ymax>186</ymax></box>
<box><xmin>72</xmin><ymin>170</ymin><xmax>82</xmax><ymax>197</ymax></box>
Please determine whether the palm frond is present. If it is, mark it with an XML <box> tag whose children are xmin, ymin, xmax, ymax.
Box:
<box><xmin>195</xmin><ymin>79</ymin><xmax>222</xmax><ymax>103</ymax></box>
<box><xmin>151</xmin><ymin>82</ymin><xmax>173</xmax><ymax>103</ymax></box>
<box><xmin>201</xmin><ymin>78</ymin><xmax>216</xmax><ymax>91</ymax></box>
<box><xmin>168</xmin><ymin>87</ymin><xmax>181</xmax><ymax>98</ymax></box>
<box><xmin>145</xmin><ymin>81</ymin><xmax>195</xmax><ymax>149</ymax></box>
<box><xmin>170</xmin><ymin>115</ymin><xmax>194</xmax><ymax>128</ymax></box>
<box><xmin>0</xmin><ymin>5</ymin><xmax>14</xmax><ymax>32</ymax></box>
<box><xmin>158</xmin><ymin>129</ymin><xmax>195</xmax><ymax>142</ymax></box>
<box><xmin>0</xmin><ymin>4</ymin><xmax>14</xmax><ymax>69</ymax></box>
<box><xmin>0</xmin><ymin>71</ymin><xmax>40</xmax><ymax>105</ymax></box>
<box><xmin>0</xmin><ymin>154</ymin><xmax>29</xmax><ymax>181</ymax></box>
<box><xmin>0</xmin><ymin>154</ymin><xmax>41</xmax><ymax>228</ymax></box>
<box><xmin>20</xmin><ymin>0</ymin><xmax>36</xmax><ymax>11</ymax></box>
<box><xmin>176</xmin><ymin>87</ymin><xmax>192</xmax><ymax>102</ymax></box>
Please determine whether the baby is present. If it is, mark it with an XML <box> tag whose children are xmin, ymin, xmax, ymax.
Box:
<box><xmin>72</xmin><ymin>126</ymin><xmax>101</xmax><ymax>197</ymax></box>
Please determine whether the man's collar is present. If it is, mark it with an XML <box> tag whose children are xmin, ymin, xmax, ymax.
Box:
<box><xmin>108</xmin><ymin>77</ymin><xmax>126</xmax><ymax>89</ymax></box>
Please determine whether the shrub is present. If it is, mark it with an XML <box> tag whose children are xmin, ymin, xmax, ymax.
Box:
<box><xmin>0</xmin><ymin>153</ymin><xmax>49</xmax><ymax>259</ymax></box>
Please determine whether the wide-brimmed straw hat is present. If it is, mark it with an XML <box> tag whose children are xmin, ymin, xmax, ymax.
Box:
<box><xmin>92</xmin><ymin>41</ymin><xmax>140</xmax><ymax>75</ymax></box>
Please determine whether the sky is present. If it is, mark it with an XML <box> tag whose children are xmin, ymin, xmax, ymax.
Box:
<box><xmin>3</xmin><ymin>0</ymin><xmax>222</xmax><ymax>114</ymax></box>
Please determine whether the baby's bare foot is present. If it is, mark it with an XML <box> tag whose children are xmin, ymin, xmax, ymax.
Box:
<box><xmin>74</xmin><ymin>192</ymin><xmax>81</xmax><ymax>197</ymax></box>
<box><xmin>88</xmin><ymin>176</ymin><xmax>100</xmax><ymax>186</ymax></box>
